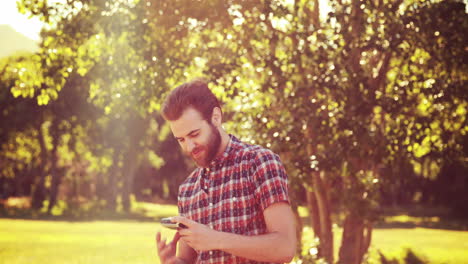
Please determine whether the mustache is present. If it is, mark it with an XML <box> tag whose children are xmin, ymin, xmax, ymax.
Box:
<box><xmin>191</xmin><ymin>147</ymin><xmax>204</xmax><ymax>156</ymax></box>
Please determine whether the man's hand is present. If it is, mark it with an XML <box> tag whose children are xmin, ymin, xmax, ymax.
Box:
<box><xmin>156</xmin><ymin>231</ymin><xmax>181</xmax><ymax>264</ymax></box>
<box><xmin>173</xmin><ymin>216</ymin><xmax>220</xmax><ymax>252</ymax></box>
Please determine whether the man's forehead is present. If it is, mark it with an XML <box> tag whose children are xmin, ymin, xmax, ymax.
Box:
<box><xmin>169</xmin><ymin>108</ymin><xmax>206</xmax><ymax>137</ymax></box>
<box><xmin>180</xmin><ymin>107</ymin><xmax>204</xmax><ymax>120</ymax></box>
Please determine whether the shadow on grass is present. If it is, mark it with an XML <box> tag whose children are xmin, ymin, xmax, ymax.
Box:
<box><xmin>3</xmin><ymin>203</ymin><xmax>468</xmax><ymax>231</ymax></box>
<box><xmin>374</xmin><ymin>205</ymin><xmax>468</xmax><ymax>231</ymax></box>
<box><xmin>373</xmin><ymin>218</ymin><xmax>468</xmax><ymax>230</ymax></box>
<box><xmin>297</xmin><ymin>205</ymin><xmax>468</xmax><ymax>231</ymax></box>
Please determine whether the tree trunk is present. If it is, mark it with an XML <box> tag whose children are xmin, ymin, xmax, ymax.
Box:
<box><xmin>360</xmin><ymin>222</ymin><xmax>373</xmax><ymax>263</ymax></box>
<box><xmin>46</xmin><ymin>159</ymin><xmax>60</xmax><ymax>213</ymax></box>
<box><xmin>290</xmin><ymin>201</ymin><xmax>304</xmax><ymax>257</ymax></box>
<box><xmin>47</xmin><ymin>119</ymin><xmax>62</xmax><ymax>214</ymax></box>
<box><xmin>307</xmin><ymin>190</ymin><xmax>321</xmax><ymax>246</ymax></box>
<box><xmin>105</xmin><ymin>151</ymin><xmax>120</xmax><ymax>212</ymax></box>
<box><xmin>338</xmin><ymin>214</ymin><xmax>373</xmax><ymax>264</ymax></box>
<box><xmin>122</xmin><ymin>148</ymin><xmax>137</xmax><ymax>212</ymax></box>
<box><xmin>313</xmin><ymin>171</ymin><xmax>334</xmax><ymax>264</ymax></box>
<box><xmin>95</xmin><ymin>172</ymin><xmax>106</xmax><ymax>201</ymax></box>
<box><xmin>32</xmin><ymin>123</ymin><xmax>48</xmax><ymax>210</ymax></box>
<box><xmin>106</xmin><ymin>165</ymin><xmax>118</xmax><ymax>212</ymax></box>
<box><xmin>47</xmin><ymin>166</ymin><xmax>64</xmax><ymax>214</ymax></box>
<box><xmin>305</xmin><ymin>128</ymin><xmax>333</xmax><ymax>263</ymax></box>
<box><xmin>312</xmin><ymin>0</ymin><xmax>320</xmax><ymax>28</ymax></box>
<box><xmin>31</xmin><ymin>167</ymin><xmax>46</xmax><ymax>210</ymax></box>
<box><xmin>307</xmin><ymin>172</ymin><xmax>333</xmax><ymax>263</ymax></box>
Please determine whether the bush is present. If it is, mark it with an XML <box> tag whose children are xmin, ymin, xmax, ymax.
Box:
<box><xmin>378</xmin><ymin>249</ymin><xmax>428</xmax><ymax>264</ymax></box>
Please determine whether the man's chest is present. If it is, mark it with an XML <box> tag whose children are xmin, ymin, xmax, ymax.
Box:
<box><xmin>179</xmin><ymin>164</ymin><xmax>264</xmax><ymax>235</ymax></box>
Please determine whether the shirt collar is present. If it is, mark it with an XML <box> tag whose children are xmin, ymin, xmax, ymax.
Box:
<box><xmin>208</xmin><ymin>134</ymin><xmax>239</xmax><ymax>167</ymax></box>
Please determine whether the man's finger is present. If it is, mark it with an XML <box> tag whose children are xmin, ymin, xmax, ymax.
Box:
<box><xmin>159</xmin><ymin>244</ymin><xmax>172</xmax><ymax>258</ymax></box>
<box><xmin>158</xmin><ymin>238</ymin><xmax>167</xmax><ymax>252</ymax></box>
<box><xmin>166</xmin><ymin>256</ymin><xmax>178</xmax><ymax>264</ymax></box>
<box><xmin>171</xmin><ymin>231</ymin><xmax>181</xmax><ymax>244</ymax></box>
<box><xmin>156</xmin><ymin>233</ymin><xmax>163</xmax><ymax>252</ymax></box>
<box><xmin>178</xmin><ymin>228</ymin><xmax>190</xmax><ymax>237</ymax></box>
<box><xmin>172</xmin><ymin>216</ymin><xmax>194</xmax><ymax>227</ymax></box>
<box><xmin>180</xmin><ymin>236</ymin><xmax>193</xmax><ymax>249</ymax></box>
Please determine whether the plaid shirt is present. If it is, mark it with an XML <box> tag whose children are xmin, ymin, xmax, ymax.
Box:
<box><xmin>178</xmin><ymin>135</ymin><xmax>290</xmax><ymax>264</ymax></box>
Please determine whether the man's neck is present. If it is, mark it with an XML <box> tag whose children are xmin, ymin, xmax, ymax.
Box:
<box><xmin>216</xmin><ymin>129</ymin><xmax>230</xmax><ymax>158</ymax></box>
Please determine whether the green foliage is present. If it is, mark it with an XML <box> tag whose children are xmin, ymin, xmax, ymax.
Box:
<box><xmin>2</xmin><ymin>0</ymin><xmax>203</xmax><ymax>210</ymax></box>
<box><xmin>1</xmin><ymin>0</ymin><xmax>467</xmax><ymax>262</ymax></box>
<box><xmin>195</xmin><ymin>0</ymin><xmax>468</xmax><ymax>218</ymax></box>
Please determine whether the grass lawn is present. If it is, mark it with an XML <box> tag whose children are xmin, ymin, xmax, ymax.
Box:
<box><xmin>0</xmin><ymin>203</ymin><xmax>179</xmax><ymax>264</ymax></box>
<box><xmin>1</xmin><ymin>203</ymin><xmax>467</xmax><ymax>264</ymax></box>
<box><xmin>368</xmin><ymin>228</ymin><xmax>468</xmax><ymax>264</ymax></box>
<box><xmin>0</xmin><ymin>218</ymin><xmax>179</xmax><ymax>264</ymax></box>
<box><xmin>300</xmin><ymin>226</ymin><xmax>468</xmax><ymax>264</ymax></box>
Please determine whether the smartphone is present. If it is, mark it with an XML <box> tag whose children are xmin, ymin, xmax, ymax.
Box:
<box><xmin>160</xmin><ymin>217</ymin><xmax>187</xmax><ymax>230</ymax></box>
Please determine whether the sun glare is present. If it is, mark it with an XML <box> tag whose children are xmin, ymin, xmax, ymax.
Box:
<box><xmin>0</xmin><ymin>0</ymin><xmax>44</xmax><ymax>41</ymax></box>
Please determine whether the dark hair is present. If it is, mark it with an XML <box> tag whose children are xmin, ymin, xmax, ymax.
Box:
<box><xmin>161</xmin><ymin>79</ymin><xmax>222</xmax><ymax>121</ymax></box>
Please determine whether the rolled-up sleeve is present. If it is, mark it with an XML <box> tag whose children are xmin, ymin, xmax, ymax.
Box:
<box><xmin>251</xmin><ymin>150</ymin><xmax>290</xmax><ymax>211</ymax></box>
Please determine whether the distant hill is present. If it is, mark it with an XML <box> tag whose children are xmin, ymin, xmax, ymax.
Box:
<box><xmin>0</xmin><ymin>24</ymin><xmax>39</xmax><ymax>58</ymax></box>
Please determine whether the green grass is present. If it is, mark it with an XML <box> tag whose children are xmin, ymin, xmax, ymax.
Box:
<box><xmin>300</xmin><ymin>226</ymin><xmax>468</xmax><ymax>264</ymax></box>
<box><xmin>1</xmin><ymin>203</ymin><xmax>467</xmax><ymax>264</ymax></box>
<box><xmin>0</xmin><ymin>218</ymin><xmax>178</xmax><ymax>264</ymax></box>
<box><xmin>368</xmin><ymin>228</ymin><xmax>468</xmax><ymax>264</ymax></box>
<box><xmin>0</xmin><ymin>202</ymin><xmax>180</xmax><ymax>264</ymax></box>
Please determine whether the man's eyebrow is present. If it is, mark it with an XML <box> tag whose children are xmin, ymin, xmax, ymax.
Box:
<box><xmin>175</xmin><ymin>129</ymin><xmax>200</xmax><ymax>140</ymax></box>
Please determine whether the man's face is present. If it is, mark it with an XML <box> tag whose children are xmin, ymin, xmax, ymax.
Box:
<box><xmin>169</xmin><ymin>107</ymin><xmax>221</xmax><ymax>167</ymax></box>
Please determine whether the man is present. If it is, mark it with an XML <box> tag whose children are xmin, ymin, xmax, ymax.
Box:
<box><xmin>156</xmin><ymin>79</ymin><xmax>296</xmax><ymax>264</ymax></box>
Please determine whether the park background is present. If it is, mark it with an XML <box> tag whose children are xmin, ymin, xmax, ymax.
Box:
<box><xmin>0</xmin><ymin>0</ymin><xmax>467</xmax><ymax>263</ymax></box>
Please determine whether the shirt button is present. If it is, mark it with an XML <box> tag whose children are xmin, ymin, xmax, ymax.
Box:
<box><xmin>209</xmin><ymin>202</ymin><xmax>213</xmax><ymax>207</ymax></box>
<box><xmin>206</xmin><ymin>168</ymin><xmax>210</xmax><ymax>172</ymax></box>
<box><xmin>233</xmin><ymin>197</ymin><xmax>237</xmax><ymax>201</ymax></box>
<box><xmin>209</xmin><ymin>251</ymin><xmax>213</xmax><ymax>255</ymax></box>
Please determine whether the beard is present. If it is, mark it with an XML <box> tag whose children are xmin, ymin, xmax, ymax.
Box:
<box><xmin>191</xmin><ymin>123</ymin><xmax>221</xmax><ymax>167</ymax></box>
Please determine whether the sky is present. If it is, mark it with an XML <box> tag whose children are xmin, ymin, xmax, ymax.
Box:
<box><xmin>0</xmin><ymin>0</ymin><xmax>44</xmax><ymax>42</ymax></box>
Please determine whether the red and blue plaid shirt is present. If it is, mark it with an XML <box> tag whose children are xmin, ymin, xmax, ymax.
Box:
<box><xmin>178</xmin><ymin>135</ymin><xmax>290</xmax><ymax>264</ymax></box>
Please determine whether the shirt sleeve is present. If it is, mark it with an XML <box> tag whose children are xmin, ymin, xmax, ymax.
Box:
<box><xmin>177</xmin><ymin>187</ymin><xmax>185</xmax><ymax>217</ymax></box>
<box><xmin>251</xmin><ymin>149</ymin><xmax>290</xmax><ymax>211</ymax></box>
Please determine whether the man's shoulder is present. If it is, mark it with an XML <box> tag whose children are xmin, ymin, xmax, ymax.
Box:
<box><xmin>233</xmin><ymin>138</ymin><xmax>281</xmax><ymax>163</ymax></box>
<box><xmin>179</xmin><ymin>168</ymin><xmax>200</xmax><ymax>189</ymax></box>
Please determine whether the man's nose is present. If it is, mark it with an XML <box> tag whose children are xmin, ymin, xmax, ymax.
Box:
<box><xmin>186</xmin><ymin>139</ymin><xmax>196</xmax><ymax>153</ymax></box>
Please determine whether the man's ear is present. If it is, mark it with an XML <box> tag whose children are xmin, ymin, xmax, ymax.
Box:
<box><xmin>211</xmin><ymin>107</ymin><xmax>222</xmax><ymax>127</ymax></box>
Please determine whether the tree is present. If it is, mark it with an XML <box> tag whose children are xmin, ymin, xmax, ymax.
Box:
<box><xmin>7</xmin><ymin>0</ymin><xmax>210</xmax><ymax>213</ymax></box>
<box><xmin>191</xmin><ymin>0</ymin><xmax>467</xmax><ymax>263</ymax></box>
<box><xmin>2</xmin><ymin>0</ymin><xmax>466</xmax><ymax>263</ymax></box>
